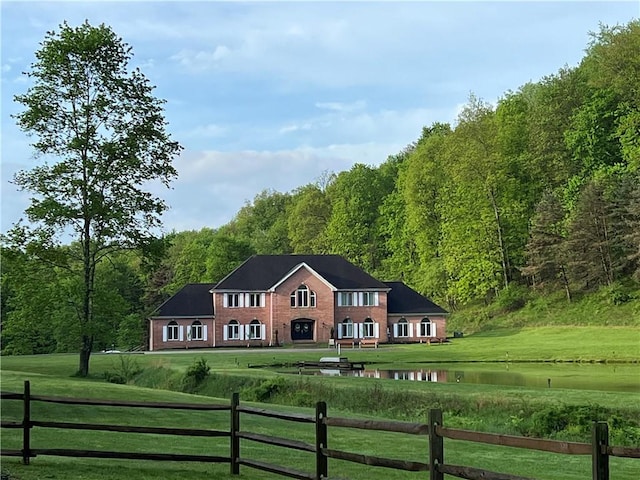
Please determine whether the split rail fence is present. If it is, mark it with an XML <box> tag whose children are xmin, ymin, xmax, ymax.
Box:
<box><xmin>1</xmin><ymin>380</ymin><xmax>639</xmax><ymax>480</ymax></box>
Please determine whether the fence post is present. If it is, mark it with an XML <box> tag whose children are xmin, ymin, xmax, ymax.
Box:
<box><xmin>315</xmin><ymin>401</ymin><xmax>328</xmax><ymax>480</ymax></box>
<box><xmin>592</xmin><ymin>421</ymin><xmax>609</xmax><ymax>480</ymax></box>
<box><xmin>230</xmin><ymin>392</ymin><xmax>240</xmax><ymax>475</ymax></box>
<box><xmin>22</xmin><ymin>380</ymin><xmax>31</xmax><ymax>465</ymax></box>
<box><xmin>429</xmin><ymin>409</ymin><xmax>443</xmax><ymax>480</ymax></box>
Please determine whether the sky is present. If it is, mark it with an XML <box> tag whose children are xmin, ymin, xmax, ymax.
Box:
<box><xmin>2</xmin><ymin>1</ymin><xmax>639</xmax><ymax>236</ymax></box>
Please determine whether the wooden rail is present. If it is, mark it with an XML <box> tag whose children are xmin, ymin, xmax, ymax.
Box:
<box><xmin>1</xmin><ymin>380</ymin><xmax>639</xmax><ymax>480</ymax></box>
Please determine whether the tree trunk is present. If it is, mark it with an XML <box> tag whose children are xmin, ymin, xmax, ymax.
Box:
<box><xmin>489</xmin><ymin>188</ymin><xmax>510</xmax><ymax>288</ymax></box>
<box><xmin>78</xmin><ymin>336</ymin><xmax>93</xmax><ymax>377</ymax></box>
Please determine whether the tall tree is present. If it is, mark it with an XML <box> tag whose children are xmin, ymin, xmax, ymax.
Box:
<box><xmin>521</xmin><ymin>191</ymin><xmax>571</xmax><ymax>301</ymax></box>
<box><xmin>9</xmin><ymin>22</ymin><xmax>181</xmax><ymax>376</ymax></box>
<box><xmin>287</xmin><ymin>184</ymin><xmax>332</xmax><ymax>254</ymax></box>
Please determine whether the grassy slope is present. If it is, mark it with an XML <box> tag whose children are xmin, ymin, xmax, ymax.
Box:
<box><xmin>1</xmin><ymin>371</ymin><xmax>639</xmax><ymax>480</ymax></box>
<box><xmin>2</xmin><ymin>290</ymin><xmax>639</xmax><ymax>479</ymax></box>
<box><xmin>448</xmin><ymin>286</ymin><xmax>640</xmax><ymax>333</ymax></box>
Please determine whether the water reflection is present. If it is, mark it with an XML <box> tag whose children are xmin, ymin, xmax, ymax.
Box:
<box><xmin>295</xmin><ymin>364</ymin><xmax>640</xmax><ymax>392</ymax></box>
<box><xmin>312</xmin><ymin>368</ymin><xmax>448</xmax><ymax>382</ymax></box>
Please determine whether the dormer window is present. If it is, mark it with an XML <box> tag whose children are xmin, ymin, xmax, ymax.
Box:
<box><xmin>290</xmin><ymin>284</ymin><xmax>316</xmax><ymax>308</ymax></box>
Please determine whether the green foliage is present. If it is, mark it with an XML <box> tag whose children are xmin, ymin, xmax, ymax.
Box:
<box><xmin>103</xmin><ymin>355</ymin><xmax>142</xmax><ymax>384</ymax></box>
<box><xmin>493</xmin><ymin>284</ymin><xmax>530</xmax><ymax>313</ymax></box>
<box><xmin>242</xmin><ymin>376</ymin><xmax>288</xmax><ymax>402</ymax></box>
<box><xmin>8</xmin><ymin>21</ymin><xmax>181</xmax><ymax>376</ymax></box>
<box><xmin>182</xmin><ymin>358</ymin><xmax>211</xmax><ymax>393</ymax></box>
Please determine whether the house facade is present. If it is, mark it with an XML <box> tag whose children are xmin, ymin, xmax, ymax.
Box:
<box><xmin>148</xmin><ymin>255</ymin><xmax>447</xmax><ymax>351</ymax></box>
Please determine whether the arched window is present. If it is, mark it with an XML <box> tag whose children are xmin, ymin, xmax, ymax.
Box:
<box><xmin>190</xmin><ymin>320</ymin><xmax>203</xmax><ymax>341</ymax></box>
<box><xmin>227</xmin><ymin>319</ymin><xmax>240</xmax><ymax>340</ymax></box>
<box><xmin>397</xmin><ymin>318</ymin><xmax>408</xmax><ymax>337</ymax></box>
<box><xmin>340</xmin><ymin>318</ymin><xmax>354</xmax><ymax>338</ymax></box>
<box><xmin>363</xmin><ymin>318</ymin><xmax>375</xmax><ymax>338</ymax></box>
<box><xmin>249</xmin><ymin>319</ymin><xmax>262</xmax><ymax>339</ymax></box>
<box><xmin>167</xmin><ymin>321</ymin><xmax>179</xmax><ymax>341</ymax></box>
<box><xmin>290</xmin><ymin>285</ymin><xmax>316</xmax><ymax>308</ymax></box>
<box><xmin>420</xmin><ymin>318</ymin><xmax>432</xmax><ymax>337</ymax></box>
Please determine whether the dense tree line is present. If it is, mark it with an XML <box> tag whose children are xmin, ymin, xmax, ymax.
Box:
<box><xmin>2</xmin><ymin>21</ymin><xmax>639</xmax><ymax>355</ymax></box>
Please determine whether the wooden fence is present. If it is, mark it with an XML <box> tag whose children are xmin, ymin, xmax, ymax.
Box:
<box><xmin>1</xmin><ymin>380</ymin><xmax>638</xmax><ymax>479</ymax></box>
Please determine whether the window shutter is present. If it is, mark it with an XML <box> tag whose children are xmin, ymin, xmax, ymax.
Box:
<box><xmin>162</xmin><ymin>326</ymin><xmax>167</xmax><ymax>342</ymax></box>
<box><xmin>239</xmin><ymin>294</ymin><xmax>244</xmax><ymax>308</ymax></box>
<box><xmin>261</xmin><ymin>293</ymin><xmax>266</xmax><ymax>307</ymax></box>
<box><xmin>374</xmin><ymin>292</ymin><xmax>379</xmax><ymax>306</ymax></box>
<box><xmin>432</xmin><ymin>323</ymin><xmax>436</xmax><ymax>338</ymax></box>
<box><xmin>337</xmin><ymin>327</ymin><xmax>343</xmax><ymax>339</ymax></box>
<box><xmin>408</xmin><ymin>323</ymin><xmax>414</xmax><ymax>337</ymax></box>
<box><xmin>223</xmin><ymin>326</ymin><xmax>228</xmax><ymax>341</ymax></box>
<box><xmin>393</xmin><ymin>324</ymin><xmax>398</xmax><ymax>337</ymax></box>
<box><xmin>203</xmin><ymin>325</ymin><xmax>208</xmax><ymax>341</ymax></box>
<box><xmin>374</xmin><ymin>323</ymin><xmax>380</xmax><ymax>338</ymax></box>
<box><xmin>417</xmin><ymin>324</ymin><xmax>423</xmax><ymax>338</ymax></box>
<box><xmin>223</xmin><ymin>295</ymin><xmax>228</xmax><ymax>308</ymax></box>
<box><xmin>179</xmin><ymin>326</ymin><xmax>184</xmax><ymax>341</ymax></box>
<box><xmin>239</xmin><ymin>325</ymin><xmax>245</xmax><ymax>340</ymax></box>
<box><xmin>358</xmin><ymin>323</ymin><xmax>363</xmax><ymax>339</ymax></box>
<box><xmin>261</xmin><ymin>324</ymin><xmax>266</xmax><ymax>340</ymax></box>
<box><xmin>358</xmin><ymin>292</ymin><xmax>363</xmax><ymax>306</ymax></box>
<box><xmin>337</xmin><ymin>293</ymin><xmax>342</xmax><ymax>307</ymax></box>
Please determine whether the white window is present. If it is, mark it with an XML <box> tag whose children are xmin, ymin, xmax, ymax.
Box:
<box><xmin>167</xmin><ymin>321</ymin><xmax>179</xmax><ymax>341</ymax></box>
<box><xmin>248</xmin><ymin>320</ymin><xmax>263</xmax><ymax>339</ymax></box>
<box><xmin>396</xmin><ymin>318</ymin><xmax>408</xmax><ymax>337</ymax></box>
<box><xmin>420</xmin><ymin>318</ymin><xmax>434</xmax><ymax>337</ymax></box>
<box><xmin>190</xmin><ymin>321</ymin><xmax>204</xmax><ymax>340</ymax></box>
<box><xmin>248</xmin><ymin>293</ymin><xmax>263</xmax><ymax>307</ymax></box>
<box><xmin>339</xmin><ymin>318</ymin><xmax>354</xmax><ymax>338</ymax></box>
<box><xmin>227</xmin><ymin>320</ymin><xmax>240</xmax><ymax>340</ymax></box>
<box><xmin>291</xmin><ymin>285</ymin><xmax>316</xmax><ymax>308</ymax></box>
<box><xmin>362</xmin><ymin>292</ymin><xmax>378</xmax><ymax>306</ymax></box>
<box><xmin>226</xmin><ymin>293</ymin><xmax>240</xmax><ymax>308</ymax></box>
<box><xmin>339</xmin><ymin>292</ymin><xmax>354</xmax><ymax>306</ymax></box>
<box><xmin>363</xmin><ymin>318</ymin><xmax>375</xmax><ymax>338</ymax></box>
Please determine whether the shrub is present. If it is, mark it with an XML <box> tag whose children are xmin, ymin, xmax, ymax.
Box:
<box><xmin>493</xmin><ymin>284</ymin><xmax>529</xmax><ymax>313</ymax></box>
<box><xmin>182</xmin><ymin>358</ymin><xmax>211</xmax><ymax>393</ymax></box>
<box><xmin>103</xmin><ymin>355</ymin><xmax>142</xmax><ymax>384</ymax></box>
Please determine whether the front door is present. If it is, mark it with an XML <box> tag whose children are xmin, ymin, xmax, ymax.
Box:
<box><xmin>291</xmin><ymin>319</ymin><xmax>314</xmax><ymax>341</ymax></box>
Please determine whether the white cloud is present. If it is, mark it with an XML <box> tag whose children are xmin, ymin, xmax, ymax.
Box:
<box><xmin>315</xmin><ymin>100</ymin><xmax>366</xmax><ymax>113</ymax></box>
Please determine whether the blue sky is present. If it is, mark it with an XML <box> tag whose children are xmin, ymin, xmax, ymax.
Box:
<box><xmin>2</xmin><ymin>1</ymin><xmax>639</xmax><ymax>235</ymax></box>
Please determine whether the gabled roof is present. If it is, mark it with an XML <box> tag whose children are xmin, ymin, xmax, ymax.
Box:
<box><xmin>213</xmin><ymin>255</ymin><xmax>389</xmax><ymax>291</ymax></box>
<box><xmin>150</xmin><ymin>283</ymin><xmax>215</xmax><ymax>318</ymax></box>
<box><xmin>385</xmin><ymin>281</ymin><xmax>448</xmax><ymax>315</ymax></box>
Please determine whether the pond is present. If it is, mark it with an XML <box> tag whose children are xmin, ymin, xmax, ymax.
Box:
<box><xmin>288</xmin><ymin>362</ymin><xmax>640</xmax><ymax>392</ymax></box>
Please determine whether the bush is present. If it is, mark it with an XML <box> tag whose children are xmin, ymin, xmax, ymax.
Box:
<box><xmin>182</xmin><ymin>358</ymin><xmax>211</xmax><ymax>393</ymax></box>
<box><xmin>103</xmin><ymin>355</ymin><xmax>142</xmax><ymax>384</ymax></box>
<box><xmin>243</xmin><ymin>376</ymin><xmax>287</xmax><ymax>402</ymax></box>
<box><xmin>493</xmin><ymin>284</ymin><xmax>529</xmax><ymax>313</ymax></box>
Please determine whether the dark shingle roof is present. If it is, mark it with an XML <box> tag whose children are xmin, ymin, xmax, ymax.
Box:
<box><xmin>152</xmin><ymin>283</ymin><xmax>215</xmax><ymax>317</ymax></box>
<box><xmin>213</xmin><ymin>255</ymin><xmax>389</xmax><ymax>291</ymax></box>
<box><xmin>385</xmin><ymin>281</ymin><xmax>448</xmax><ymax>315</ymax></box>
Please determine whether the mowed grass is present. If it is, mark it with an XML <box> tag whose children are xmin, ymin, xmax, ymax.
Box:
<box><xmin>1</xmin><ymin>372</ymin><xmax>639</xmax><ymax>480</ymax></box>
<box><xmin>2</xmin><ymin>327</ymin><xmax>639</xmax><ymax>479</ymax></box>
<box><xmin>1</xmin><ymin>326</ymin><xmax>639</xmax><ymax>380</ymax></box>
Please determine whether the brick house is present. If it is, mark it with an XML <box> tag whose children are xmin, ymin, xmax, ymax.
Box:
<box><xmin>148</xmin><ymin>254</ymin><xmax>447</xmax><ymax>351</ymax></box>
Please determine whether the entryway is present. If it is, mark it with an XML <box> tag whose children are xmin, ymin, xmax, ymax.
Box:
<box><xmin>291</xmin><ymin>319</ymin><xmax>314</xmax><ymax>341</ymax></box>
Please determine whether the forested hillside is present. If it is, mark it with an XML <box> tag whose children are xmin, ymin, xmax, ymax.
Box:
<box><xmin>2</xmin><ymin>21</ymin><xmax>639</xmax><ymax>354</ymax></box>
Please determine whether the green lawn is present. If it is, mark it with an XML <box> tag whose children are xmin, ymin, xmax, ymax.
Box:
<box><xmin>2</xmin><ymin>375</ymin><xmax>639</xmax><ymax>480</ymax></box>
<box><xmin>2</xmin><ymin>326</ymin><xmax>639</xmax><ymax>479</ymax></box>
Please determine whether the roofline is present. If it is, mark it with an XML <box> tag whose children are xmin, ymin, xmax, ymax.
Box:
<box><xmin>149</xmin><ymin>315</ymin><xmax>215</xmax><ymax>320</ymax></box>
<box><xmin>388</xmin><ymin>311</ymin><xmax>449</xmax><ymax>316</ymax></box>
<box><xmin>269</xmin><ymin>262</ymin><xmax>337</xmax><ymax>292</ymax></box>
<box><xmin>210</xmin><ymin>289</ymin><xmax>267</xmax><ymax>293</ymax></box>
<box><xmin>212</xmin><ymin>255</ymin><xmax>255</xmax><ymax>290</ymax></box>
